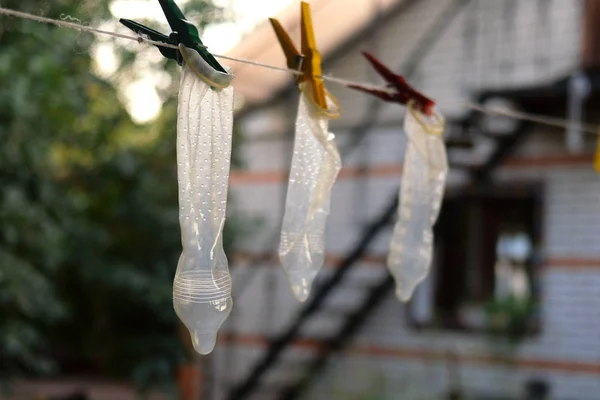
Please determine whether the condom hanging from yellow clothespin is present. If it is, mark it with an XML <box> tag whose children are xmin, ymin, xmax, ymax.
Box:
<box><xmin>594</xmin><ymin>127</ymin><xmax>600</xmax><ymax>173</ymax></box>
<box><xmin>271</xmin><ymin>2</ymin><xmax>342</xmax><ymax>301</ymax></box>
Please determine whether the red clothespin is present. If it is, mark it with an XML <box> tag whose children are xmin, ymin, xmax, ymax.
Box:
<box><xmin>348</xmin><ymin>52</ymin><xmax>435</xmax><ymax>116</ymax></box>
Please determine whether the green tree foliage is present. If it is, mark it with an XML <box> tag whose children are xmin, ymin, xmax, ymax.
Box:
<box><xmin>0</xmin><ymin>0</ymin><xmax>242</xmax><ymax>391</ymax></box>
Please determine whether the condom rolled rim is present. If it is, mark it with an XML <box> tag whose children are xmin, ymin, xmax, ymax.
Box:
<box><xmin>299</xmin><ymin>82</ymin><xmax>341</xmax><ymax>119</ymax></box>
<box><xmin>408</xmin><ymin>100</ymin><xmax>444</xmax><ymax>136</ymax></box>
<box><xmin>179</xmin><ymin>44</ymin><xmax>234</xmax><ymax>89</ymax></box>
<box><xmin>173</xmin><ymin>270</ymin><xmax>232</xmax><ymax>303</ymax></box>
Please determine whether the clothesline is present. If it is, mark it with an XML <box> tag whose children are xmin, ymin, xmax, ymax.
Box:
<box><xmin>1</xmin><ymin>6</ymin><xmax>599</xmax><ymax>137</ymax></box>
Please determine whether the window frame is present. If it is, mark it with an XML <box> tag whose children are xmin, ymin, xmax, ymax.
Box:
<box><xmin>405</xmin><ymin>183</ymin><xmax>544</xmax><ymax>337</ymax></box>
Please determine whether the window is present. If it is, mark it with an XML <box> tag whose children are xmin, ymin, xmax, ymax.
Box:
<box><xmin>408</xmin><ymin>186</ymin><xmax>542</xmax><ymax>337</ymax></box>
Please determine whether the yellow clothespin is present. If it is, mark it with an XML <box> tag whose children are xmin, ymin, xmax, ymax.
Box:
<box><xmin>594</xmin><ymin>126</ymin><xmax>600</xmax><ymax>173</ymax></box>
<box><xmin>270</xmin><ymin>2</ymin><xmax>338</xmax><ymax>116</ymax></box>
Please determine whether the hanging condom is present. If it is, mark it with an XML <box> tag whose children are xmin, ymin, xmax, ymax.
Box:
<box><xmin>279</xmin><ymin>83</ymin><xmax>341</xmax><ymax>302</ymax></box>
<box><xmin>388</xmin><ymin>102</ymin><xmax>447</xmax><ymax>302</ymax></box>
<box><xmin>173</xmin><ymin>63</ymin><xmax>234</xmax><ymax>355</ymax></box>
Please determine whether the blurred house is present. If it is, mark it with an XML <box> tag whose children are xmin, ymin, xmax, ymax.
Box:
<box><xmin>211</xmin><ymin>0</ymin><xmax>600</xmax><ymax>399</ymax></box>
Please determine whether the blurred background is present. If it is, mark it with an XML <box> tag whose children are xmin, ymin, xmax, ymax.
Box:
<box><xmin>1</xmin><ymin>0</ymin><xmax>599</xmax><ymax>399</ymax></box>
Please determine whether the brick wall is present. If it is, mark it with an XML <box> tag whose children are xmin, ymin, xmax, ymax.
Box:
<box><xmin>214</xmin><ymin>1</ymin><xmax>599</xmax><ymax>399</ymax></box>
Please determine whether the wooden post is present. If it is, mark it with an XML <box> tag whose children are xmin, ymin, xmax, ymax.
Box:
<box><xmin>582</xmin><ymin>0</ymin><xmax>600</xmax><ymax>68</ymax></box>
<box><xmin>177</xmin><ymin>363</ymin><xmax>203</xmax><ymax>400</ymax></box>
<box><xmin>177</xmin><ymin>322</ymin><xmax>203</xmax><ymax>400</ymax></box>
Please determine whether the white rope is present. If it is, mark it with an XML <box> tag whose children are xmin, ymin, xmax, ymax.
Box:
<box><xmin>0</xmin><ymin>7</ymin><xmax>179</xmax><ymax>50</ymax></box>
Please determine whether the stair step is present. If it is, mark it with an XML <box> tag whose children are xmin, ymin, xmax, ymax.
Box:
<box><xmin>446</xmin><ymin>137</ymin><xmax>475</xmax><ymax>149</ymax></box>
<box><xmin>246</xmin><ymin>384</ymin><xmax>293</xmax><ymax>400</ymax></box>
<box><xmin>314</xmin><ymin>268</ymin><xmax>389</xmax><ymax>291</ymax></box>
<box><xmin>316</xmin><ymin>305</ymin><xmax>357</xmax><ymax>319</ymax></box>
<box><xmin>298</xmin><ymin>316</ymin><xmax>345</xmax><ymax>338</ymax></box>
<box><xmin>448</xmin><ymin>161</ymin><xmax>481</xmax><ymax>170</ymax></box>
<box><xmin>261</xmin><ymin>360</ymin><xmax>310</xmax><ymax>383</ymax></box>
<box><xmin>224</xmin><ymin>379</ymin><xmax>296</xmax><ymax>399</ymax></box>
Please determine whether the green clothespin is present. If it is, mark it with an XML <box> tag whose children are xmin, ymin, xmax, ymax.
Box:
<box><xmin>120</xmin><ymin>0</ymin><xmax>233</xmax><ymax>88</ymax></box>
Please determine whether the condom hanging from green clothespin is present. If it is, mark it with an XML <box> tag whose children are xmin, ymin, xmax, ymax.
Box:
<box><xmin>172</xmin><ymin>63</ymin><xmax>234</xmax><ymax>355</ymax></box>
<box><xmin>121</xmin><ymin>0</ymin><xmax>235</xmax><ymax>355</ymax></box>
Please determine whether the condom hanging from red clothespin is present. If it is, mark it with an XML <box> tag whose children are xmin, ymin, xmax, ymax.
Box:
<box><xmin>121</xmin><ymin>0</ymin><xmax>235</xmax><ymax>355</ymax></box>
<box><xmin>390</xmin><ymin>104</ymin><xmax>447</xmax><ymax>302</ymax></box>
<box><xmin>352</xmin><ymin>53</ymin><xmax>447</xmax><ymax>302</ymax></box>
<box><xmin>271</xmin><ymin>2</ymin><xmax>342</xmax><ymax>302</ymax></box>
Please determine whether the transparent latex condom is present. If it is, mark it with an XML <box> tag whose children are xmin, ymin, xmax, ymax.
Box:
<box><xmin>388</xmin><ymin>102</ymin><xmax>447</xmax><ymax>302</ymax></box>
<box><xmin>279</xmin><ymin>83</ymin><xmax>341</xmax><ymax>302</ymax></box>
<box><xmin>173</xmin><ymin>64</ymin><xmax>234</xmax><ymax>355</ymax></box>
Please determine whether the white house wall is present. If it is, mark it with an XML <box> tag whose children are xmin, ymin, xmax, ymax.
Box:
<box><xmin>214</xmin><ymin>0</ymin><xmax>598</xmax><ymax>399</ymax></box>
